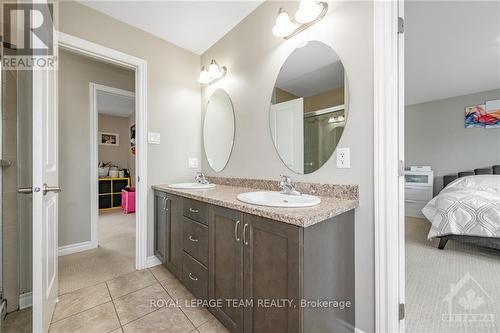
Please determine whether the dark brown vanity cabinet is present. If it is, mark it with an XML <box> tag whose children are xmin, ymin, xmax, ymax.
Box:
<box><xmin>208</xmin><ymin>206</ymin><xmax>301</xmax><ymax>333</ymax></box>
<box><xmin>154</xmin><ymin>191</ymin><xmax>183</xmax><ymax>278</ymax></box>
<box><xmin>242</xmin><ymin>214</ymin><xmax>302</xmax><ymax>333</ymax></box>
<box><xmin>153</xmin><ymin>191</ymin><xmax>168</xmax><ymax>264</ymax></box>
<box><xmin>154</xmin><ymin>189</ymin><xmax>355</xmax><ymax>333</ymax></box>
<box><xmin>208</xmin><ymin>206</ymin><xmax>244</xmax><ymax>332</ymax></box>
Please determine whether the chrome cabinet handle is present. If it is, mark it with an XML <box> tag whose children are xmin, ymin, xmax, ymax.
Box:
<box><xmin>164</xmin><ymin>197</ymin><xmax>169</xmax><ymax>211</ymax></box>
<box><xmin>188</xmin><ymin>235</ymin><xmax>198</xmax><ymax>242</ymax></box>
<box><xmin>189</xmin><ymin>208</ymin><xmax>199</xmax><ymax>213</ymax></box>
<box><xmin>43</xmin><ymin>184</ymin><xmax>62</xmax><ymax>195</ymax></box>
<box><xmin>234</xmin><ymin>220</ymin><xmax>241</xmax><ymax>242</ymax></box>
<box><xmin>188</xmin><ymin>273</ymin><xmax>198</xmax><ymax>281</ymax></box>
<box><xmin>243</xmin><ymin>223</ymin><xmax>249</xmax><ymax>245</ymax></box>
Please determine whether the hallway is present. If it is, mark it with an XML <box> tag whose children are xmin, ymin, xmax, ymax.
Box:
<box><xmin>59</xmin><ymin>210</ymin><xmax>135</xmax><ymax>294</ymax></box>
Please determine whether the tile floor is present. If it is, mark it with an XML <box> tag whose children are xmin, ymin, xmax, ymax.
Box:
<box><xmin>49</xmin><ymin>265</ymin><xmax>228</xmax><ymax>333</ymax></box>
<box><xmin>2</xmin><ymin>307</ymin><xmax>32</xmax><ymax>333</ymax></box>
<box><xmin>59</xmin><ymin>210</ymin><xmax>136</xmax><ymax>294</ymax></box>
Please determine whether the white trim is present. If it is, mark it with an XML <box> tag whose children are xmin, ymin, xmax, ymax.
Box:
<box><xmin>90</xmin><ymin>83</ymin><xmax>135</xmax><ymax>251</ymax></box>
<box><xmin>374</xmin><ymin>1</ymin><xmax>402</xmax><ymax>333</ymax></box>
<box><xmin>89</xmin><ymin>84</ymin><xmax>99</xmax><ymax>250</ymax></box>
<box><xmin>146</xmin><ymin>255</ymin><xmax>162</xmax><ymax>268</ymax></box>
<box><xmin>91</xmin><ymin>83</ymin><xmax>135</xmax><ymax>99</ymax></box>
<box><xmin>58</xmin><ymin>32</ymin><xmax>149</xmax><ymax>270</ymax></box>
<box><xmin>19</xmin><ymin>292</ymin><xmax>33</xmax><ymax>310</ymax></box>
<box><xmin>58</xmin><ymin>241</ymin><xmax>96</xmax><ymax>257</ymax></box>
<box><xmin>355</xmin><ymin>328</ymin><xmax>366</xmax><ymax>333</ymax></box>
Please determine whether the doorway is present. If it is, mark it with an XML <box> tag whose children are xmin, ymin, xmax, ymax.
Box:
<box><xmin>56</xmin><ymin>49</ymin><xmax>141</xmax><ymax>294</ymax></box>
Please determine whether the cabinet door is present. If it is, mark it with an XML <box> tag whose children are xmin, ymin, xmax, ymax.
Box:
<box><xmin>154</xmin><ymin>191</ymin><xmax>168</xmax><ymax>263</ymax></box>
<box><xmin>166</xmin><ymin>194</ymin><xmax>183</xmax><ymax>279</ymax></box>
<box><xmin>209</xmin><ymin>206</ymin><xmax>244</xmax><ymax>333</ymax></box>
<box><xmin>243</xmin><ymin>214</ymin><xmax>302</xmax><ymax>333</ymax></box>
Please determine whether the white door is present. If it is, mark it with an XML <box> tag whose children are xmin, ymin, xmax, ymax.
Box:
<box><xmin>270</xmin><ymin>98</ymin><xmax>304</xmax><ymax>174</ymax></box>
<box><xmin>398</xmin><ymin>0</ymin><xmax>406</xmax><ymax>330</ymax></box>
<box><xmin>32</xmin><ymin>6</ymin><xmax>59</xmax><ymax>333</ymax></box>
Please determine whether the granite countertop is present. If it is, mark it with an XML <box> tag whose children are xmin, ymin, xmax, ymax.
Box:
<box><xmin>152</xmin><ymin>184</ymin><xmax>358</xmax><ymax>228</ymax></box>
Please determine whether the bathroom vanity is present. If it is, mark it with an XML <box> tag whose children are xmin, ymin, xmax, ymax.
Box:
<box><xmin>153</xmin><ymin>182</ymin><xmax>357</xmax><ymax>332</ymax></box>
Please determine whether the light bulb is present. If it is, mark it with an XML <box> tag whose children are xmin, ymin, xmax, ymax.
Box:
<box><xmin>208</xmin><ymin>60</ymin><xmax>221</xmax><ymax>79</ymax></box>
<box><xmin>295</xmin><ymin>0</ymin><xmax>323</xmax><ymax>24</ymax></box>
<box><xmin>198</xmin><ymin>67</ymin><xmax>211</xmax><ymax>84</ymax></box>
<box><xmin>272</xmin><ymin>8</ymin><xmax>297</xmax><ymax>38</ymax></box>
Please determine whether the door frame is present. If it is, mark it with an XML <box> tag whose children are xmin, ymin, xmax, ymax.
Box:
<box><xmin>373</xmin><ymin>0</ymin><xmax>404</xmax><ymax>332</ymax></box>
<box><xmin>89</xmin><ymin>83</ymin><xmax>135</xmax><ymax>250</ymax></box>
<box><xmin>58</xmin><ymin>32</ymin><xmax>149</xmax><ymax>270</ymax></box>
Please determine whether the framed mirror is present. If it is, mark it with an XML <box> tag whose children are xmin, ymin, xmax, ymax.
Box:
<box><xmin>269</xmin><ymin>41</ymin><xmax>348</xmax><ymax>174</ymax></box>
<box><xmin>203</xmin><ymin>89</ymin><xmax>235</xmax><ymax>172</ymax></box>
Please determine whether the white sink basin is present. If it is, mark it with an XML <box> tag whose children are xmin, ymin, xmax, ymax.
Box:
<box><xmin>237</xmin><ymin>191</ymin><xmax>320</xmax><ymax>208</ymax></box>
<box><xmin>168</xmin><ymin>182</ymin><xmax>216</xmax><ymax>190</ymax></box>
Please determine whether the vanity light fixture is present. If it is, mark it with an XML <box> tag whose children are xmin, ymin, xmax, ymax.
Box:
<box><xmin>272</xmin><ymin>0</ymin><xmax>328</xmax><ymax>39</ymax></box>
<box><xmin>198</xmin><ymin>60</ymin><xmax>227</xmax><ymax>84</ymax></box>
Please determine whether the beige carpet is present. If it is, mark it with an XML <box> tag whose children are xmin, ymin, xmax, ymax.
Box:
<box><xmin>406</xmin><ymin>217</ymin><xmax>500</xmax><ymax>333</ymax></box>
<box><xmin>58</xmin><ymin>210</ymin><xmax>136</xmax><ymax>295</ymax></box>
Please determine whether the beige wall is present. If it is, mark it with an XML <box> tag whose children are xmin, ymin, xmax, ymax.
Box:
<box><xmin>98</xmin><ymin>114</ymin><xmax>131</xmax><ymax>169</ymax></box>
<box><xmin>59</xmin><ymin>50</ymin><xmax>135</xmax><ymax>246</ymax></box>
<box><xmin>200</xmin><ymin>1</ymin><xmax>374</xmax><ymax>331</ymax></box>
<box><xmin>304</xmin><ymin>87</ymin><xmax>344</xmax><ymax>113</ymax></box>
<box><xmin>59</xmin><ymin>1</ymin><xmax>202</xmax><ymax>253</ymax></box>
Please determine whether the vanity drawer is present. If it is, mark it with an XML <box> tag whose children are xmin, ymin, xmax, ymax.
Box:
<box><xmin>182</xmin><ymin>252</ymin><xmax>208</xmax><ymax>300</ymax></box>
<box><xmin>183</xmin><ymin>198</ymin><xmax>208</xmax><ymax>225</ymax></box>
<box><xmin>183</xmin><ymin>217</ymin><xmax>208</xmax><ymax>266</ymax></box>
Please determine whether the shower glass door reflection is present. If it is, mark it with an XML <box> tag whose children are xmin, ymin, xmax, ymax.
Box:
<box><xmin>1</xmin><ymin>63</ymin><xmax>33</xmax><ymax>323</ymax></box>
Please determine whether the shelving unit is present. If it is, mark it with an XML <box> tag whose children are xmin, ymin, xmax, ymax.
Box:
<box><xmin>99</xmin><ymin>177</ymin><xmax>130</xmax><ymax>210</ymax></box>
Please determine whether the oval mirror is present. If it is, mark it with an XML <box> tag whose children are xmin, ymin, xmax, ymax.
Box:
<box><xmin>203</xmin><ymin>89</ymin><xmax>235</xmax><ymax>172</ymax></box>
<box><xmin>269</xmin><ymin>41</ymin><xmax>348</xmax><ymax>174</ymax></box>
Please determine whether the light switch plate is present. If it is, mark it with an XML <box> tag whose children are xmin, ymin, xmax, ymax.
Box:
<box><xmin>337</xmin><ymin>148</ymin><xmax>350</xmax><ymax>168</ymax></box>
<box><xmin>148</xmin><ymin>132</ymin><xmax>161</xmax><ymax>144</ymax></box>
<box><xmin>188</xmin><ymin>158</ymin><xmax>199</xmax><ymax>169</ymax></box>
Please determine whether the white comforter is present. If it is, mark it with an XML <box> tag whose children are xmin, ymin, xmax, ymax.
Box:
<box><xmin>422</xmin><ymin>175</ymin><xmax>500</xmax><ymax>239</ymax></box>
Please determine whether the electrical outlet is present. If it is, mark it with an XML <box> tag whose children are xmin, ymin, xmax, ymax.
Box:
<box><xmin>337</xmin><ymin>148</ymin><xmax>350</xmax><ymax>168</ymax></box>
<box><xmin>188</xmin><ymin>158</ymin><xmax>199</xmax><ymax>169</ymax></box>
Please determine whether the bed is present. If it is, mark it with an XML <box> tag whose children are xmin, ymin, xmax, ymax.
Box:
<box><xmin>422</xmin><ymin>165</ymin><xmax>500</xmax><ymax>250</ymax></box>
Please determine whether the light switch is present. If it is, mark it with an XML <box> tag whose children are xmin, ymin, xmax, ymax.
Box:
<box><xmin>189</xmin><ymin>158</ymin><xmax>199</xmax><ymax>169</ymax></box>
<box><xmin>148</xmin><ymin>132</ymin><xmax>161</xmax><ymax>144</ymax></box>
<box><xmin>336</xmin><ymin>148</ymin><xmax>350</xmax><ymax>168</ymax></box>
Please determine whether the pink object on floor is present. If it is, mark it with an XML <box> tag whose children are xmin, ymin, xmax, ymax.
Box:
<box><xmin>121</xmin><ymin>187</ymin><xmax>136</xmax><ymax>214</ymax></box>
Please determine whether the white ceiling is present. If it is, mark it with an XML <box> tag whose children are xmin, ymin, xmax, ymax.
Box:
<box><xmin>405</xmin><ymin>0</ymin><xmax>500</xmax><ymax>105</ymax></box>
<box><xmin>80</xmin><ymin>1</ymin><xmax>263</xmax><ymax>55</ymax></box>
<box><xmin>276</xmin><ymin>41</ymin><xmax>344</xmax><ymax>97</ymax></box>
<box><xmin>97</xmin><ymin>91</ymin><xmax>135</xmax><ymax>117</ymax></box>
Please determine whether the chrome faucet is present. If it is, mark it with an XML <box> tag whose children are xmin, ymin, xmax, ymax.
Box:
<box><xmin>195</xmin><ymin>172</ymin><xmax>209</xmax><ymax>185</ymax></box>
<box><xmin>279</xmin><ymin>175</ymin><xmax>301</xmax><ymax>196</ymax></box>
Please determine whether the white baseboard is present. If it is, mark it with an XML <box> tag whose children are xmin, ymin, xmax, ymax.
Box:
<box><xmin>58</xmin><ymin>240</ymin><xmax>96</xmax><ymax>256</ymax></box>
<box><xmin>19</xmin><ymin>292</ymin><xmax>32</xmax><ymax>310</ymax></box>
<box><xmin>355</xmin><ymin>328</ymin><xmax>366</xmax><ymax>333</ymax></box>
<box><xmin>146</xmin><ymin>255</ymin><xmax>161</xmax><ymax>268</ymax></box>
